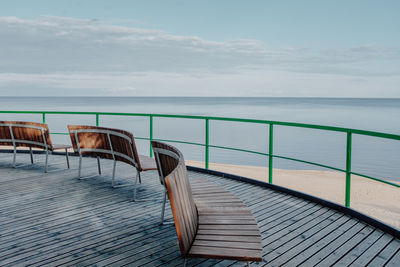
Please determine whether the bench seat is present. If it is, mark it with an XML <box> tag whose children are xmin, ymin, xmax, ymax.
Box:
<box><xmin>151</xmin><ymin>141</ymin><xmax>262</xmax><ymax>265</ymax></box>
<box><xmin>190</xmin><ymin>178</ymin><xmax>262</xmax><ymax>262</ymax></box>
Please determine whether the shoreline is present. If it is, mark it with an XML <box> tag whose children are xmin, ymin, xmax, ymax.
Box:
<box><xmin>186</xmin><ymin>160</ymin><xmax>400</xmax><ymax>229</ymax></box>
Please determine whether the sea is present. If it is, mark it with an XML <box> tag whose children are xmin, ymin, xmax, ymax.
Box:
<box><xmin>1</xmin><ymin>97</ymin><xmax>399</xmax><ymax>182</ymax></box>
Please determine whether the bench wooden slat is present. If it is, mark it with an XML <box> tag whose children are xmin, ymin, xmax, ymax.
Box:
<box><xmin>165</xmin><ymin>171</ymin><xmax>193</xmax><ymax>255</ymax></box>
<box><xmin>193</xmin><ymin>240</ymin><xmax>263</xmax><ymax>250</ymax></box>
<box><xmin>191</xmin><ymin>184</ymin><xmax>225</xmax><ymax>190</ymax></box>
<box><xmin>199</xmin><ymin>215</ymin><xmax>256</xmax><ymax>220</ymax></box>
<box><xmin>192</xmin><ymin>193</ymin><xmax>236</xmax><ymax>198</ymax></box>
<box><xmin>196</xmin><ymin>198</ymin><xmax>243</xmax><ymax>204</ymax></box>
<box><xmin>195</xmin><ymin>234</ymin><xmax>262</xmax><ymax>243</ymax></box>
<box><xmin>199</xmin><ymin>224</ymin><xmax>260</xmax><ymax>231</ymax></box>
<box><xmin>192</xmin><ymin>189</ymin><xmax>228</xmax><ymax>195</ymax></box>
<box><xmin>175</xmin><ymin>167</ymin><xmax>197</xmax><ymax>246</ymax></box>
<box><xmin>197</xmin><ymin>229</ymin><xmax>261</xmax><ymax>236</ymax></box>
<box><xmin>197</xmin><ymin>206</ymin><xmax>252</xmax><ymax>214</ymax></box>
<box><xmin>189</xmin><ymin>245</ymin><xmax>262</xmax><ymax>261</ymax></box>
<box><xmin>196</xmin><ymin>202</ymin><xmax>247</xmax><ymax>208</ymax></box>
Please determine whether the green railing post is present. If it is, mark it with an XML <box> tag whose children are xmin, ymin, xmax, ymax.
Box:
<box><xmin>205</xmin><ymin>118</ymin><xmax>209</xmax><ymax>169</ymax></box>
<box><xmin>345</xmin><ymin>132</ymin><xmax>352</xmax><ymax>207</ymax></box>
<box><xmin>42</xmin><ymin>113</ymin><xmax>46</xmax><ymax>124</ymax></box>
<box><xmin>96</xmin><ymin>113</ymin><xmax>99</xmax><ymax>126</ymax></box>
<box><xmin>149</xmin><ymin>115</ymin><xmax>153</xmax><ymax>157</ymax></box>
<box><xmin>269</xmin><ymin>124</ymin><xmax>273</xmax><ymax>183</ymax></box>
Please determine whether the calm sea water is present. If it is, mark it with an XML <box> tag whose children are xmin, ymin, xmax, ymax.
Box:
<box><xmin>1</xmin><ymin>97</ymin><xmax>399</xmax><ymax>182</ymax></box>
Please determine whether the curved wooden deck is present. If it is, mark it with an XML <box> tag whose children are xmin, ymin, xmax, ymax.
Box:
<box><xmin>0</xmin><ymin>152</ymin><xmax>399</xmax><ymax>266</ymax></box>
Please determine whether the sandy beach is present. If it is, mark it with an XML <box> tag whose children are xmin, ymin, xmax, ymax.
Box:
<box><xmin>187</xmin><ymin>160</ymin><xmax>400</xmax><ymax>229</ymax></box>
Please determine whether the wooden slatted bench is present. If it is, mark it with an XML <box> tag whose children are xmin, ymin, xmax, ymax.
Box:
<box><xmin>68</xmin><ymin>125</ymin><xmax>157</xmax><ymax>200</ymax></box>
<box><xmin>0</xmin><ymin>121</ymin><xmax>71</xmax><ymax>172</ymax></box>
<box><xmin>151</xmin><ymin>141</ymin><xmax>262</xmax><ymax>266</ymax></box>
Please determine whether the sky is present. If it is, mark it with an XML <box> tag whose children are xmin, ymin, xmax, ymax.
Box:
<box><xmin>0</xmin><ymin>0</ymin><xmax>399</xmax><ymax>97</ymax></box>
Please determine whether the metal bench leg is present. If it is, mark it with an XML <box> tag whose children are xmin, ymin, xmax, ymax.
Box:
<box><xmin>183</xmin><ymin>258</ymin><xmax>187</xmax><ymax>267</ymax></box>
<box><xmin>44</xmin><ymin>149</ymin><xmax>49</xmax><ymax>173</ymax></box>
<box><xmin>97</xmin><ymin>156</ymin><xmax>101</xmax><ymax>175</ymax></box>
<box><xmin>111</xmin><ymin>160</ymin><xmax>117</xmax><ymax>187</ymax></box>
<box><xmin>12</xmin><ymin>145</ymin><xmax>17</xmax><ymax>168</ymax></box>
<box><xmin>132</xmin><ymin>171</ymin><xmax>140</xmax><ymax>201</ymax></box>
<box><xmin>160</xmin><ymin>187</ymin><xmax>167</xmax><ymax>225</ymax></box>
<box><xmin>65</xmin><ymin>148</ymin><xmax>70</xmax><ymax>168</ymax></box>
<box><xmin>29</xmin><ymin>147</ymin><xmax>34</xmax><ymax>164</ymax></box>
<box><xmin>78</xmin><ymin>154</ymin><xmax>82</xmax><ymax>179</ymax></box>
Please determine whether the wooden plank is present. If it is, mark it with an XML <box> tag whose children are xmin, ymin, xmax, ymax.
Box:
<box><xmin>193</xmin><ymin>240</ymin><xmax>262</xmax><ymax>250</ymax></box>
<box><xmin>196</xmin><ymin>234</ymin><xmax>262</xmax><ymax>243</ymax></box>
<box><xmin>196</xmin><ymin>202</ymin><xmax>247</xmax><ymax>208</ymax></box>
<box><xmin>199</xmin><ymin>215</ymin><xmax>255</xmax><ymax>220</ymax></box>
<box><xmin>262</xmin><ymin>210</ymin><xmax>342</xmax><ymax>261</ymax></box>
<box><xmin>265</xmin><ymin>214</ymin><xmax>351</xmax><ymax>266</ymax></box>
<box><xmin>165</xmin><ymin>172</ymin><xmax>191</xmax><ymax>255</ymax></box>
<box><xmin>299</xmin><ymin>221</ymin><xmax>366</xmax><ymax>266</ymax></box>
<box><xmin>258</xmin><ymin>203</ymin><xmax>324</xmax><ymax>238</ymax></box>
<box><xmin>257</xmin><ymin>200</ymin><xmax>318</xmax><ymax>232</ymax></box>
<box><xmin>189</xmin><ymin>245</ymin><xmax>262</xmax><ymax>262</ymax></box>
<box><xmin>0</xmin><ymin>201</ymin><xmax>160</xmax><ymax>257</ymax></box>
<box><xmin>385</xmin><ymin>249</ymin><xmax>400</xmax><ymax>267</ymax></box>
<box><xmin>199</xmin><ymin>224</ymin><xmax>259</xmax><ymax>231</ymax></box>
<box><xmin>197</xmin><ymin>207</ymin><xmax>252</xmax><ymax>215</ymax></box>
<box><xmin>0</xmin><ymin>208</ymin><xmax>168</xmax><ymax>266</ymax></box>
<box><xmin>30</xmin><ymin>221</ymin><xmax>177</xmax><ymax>266</ymax></box>
<box><xmin>350</xmin><ymin>232</ymin><xmax>394</xmax><ymax>266</ymax></box>
<box><xmin>197</xmin><ymin>229</ymin><xmax>261</xmax><ymax>236</ymax></box>
<box><xmin>328</xmin><ymin>229</ymin><xmax>384</xmax><ymax>266</ymax></box>
<box><xmin>195</xmin><ymin>198</ymin><xmax>242</xmax><ymax>204</ymax></box>
<box><xmin>317</xmin><ymin>225</ymin><xmax>375</xmax><ymax>266</ymax></box>
<box><xmin>281</xmin><ymin>218</ymin><xmax>359</xmax><ymax>266</ymax></box>
<box><xmin>199</xmin><ymin>219</ymin><xmax>257</xmax><ymax>225</ymax></box>
<box><xmin>367</xmin><ymin>238</ymin><xmax>400</xmax><ymax>266</ymax></box>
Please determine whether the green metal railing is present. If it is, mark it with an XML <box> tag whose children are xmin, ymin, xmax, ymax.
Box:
<box><xmin>1</xmin><ymin>110</ymin><xmax>399</xmax><ymax>207</ymax></box>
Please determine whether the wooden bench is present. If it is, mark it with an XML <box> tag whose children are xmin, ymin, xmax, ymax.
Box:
<box><xmin>68</xmin><ymin>125</ymin><xmax>157</xmax><ymax>200</ymax></box>
<box><xmin>0</xmin><ymin>121</ymin><xmax>71</xmax><ymax>172</ymax></box>
<box><xmin>151</xmin><ymin>141</ymin><xmax>262</xmax><ymax>266</ymax></box>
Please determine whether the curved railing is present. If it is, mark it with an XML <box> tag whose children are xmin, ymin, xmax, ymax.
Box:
<box><xmin>1</xmin><ymin>110</ymin><xmax>399</xmax><ymax>208</ymax></box>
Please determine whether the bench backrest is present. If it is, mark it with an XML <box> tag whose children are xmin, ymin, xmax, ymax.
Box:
<box><xmin>68</xmin><ymin>125</ymin><xmax>141</xmax><ymax>169</ymax></box>
<box><xmin>0</xmin><ymin>121</ymin><xmax>53</xmax><ymax>150</ymax></box>
<box><xmin>151</xmin><ymin>141</ymin><xmax>198</xmax><ymax>256</ymax></box>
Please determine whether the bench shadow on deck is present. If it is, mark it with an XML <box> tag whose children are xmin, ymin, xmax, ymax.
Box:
<box><xmin>0</xmin><ymin>152</ymin><xmax>399</xmax><ymax>266</ymax></box>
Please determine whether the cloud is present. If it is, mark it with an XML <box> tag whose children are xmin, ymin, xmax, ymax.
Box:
<box><xmin>0</xmin><ymin>16</ymin><xmax>399</xmax><ymax>97</ymax></box>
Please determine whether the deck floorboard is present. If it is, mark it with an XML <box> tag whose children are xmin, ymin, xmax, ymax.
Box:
<box><xmin>0</xmin><ymin>153</ymin><xmax>399</xmax><ymax>266</ymax></box>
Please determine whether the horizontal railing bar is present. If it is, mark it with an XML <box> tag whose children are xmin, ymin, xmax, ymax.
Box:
<box><xmin>207</xmin><ymin>144</ymin><xmax>345</xmax><ymax>172</ymax></box>
<box><xmin>209</xmin><ymin>144</ymin><xmax>268</xmax><ymax>156</ymax></box>
<box><xmin>136</xmin><ymin>137</ymin><xmax>205</xmax><ymax>147</ymax></box>
<box><xmin>351</xmin><ymin>171</ymin><xmax>400</xmax><ymax>188</ymax></box>
<box><xmin>272</xmin><ymin>154</ymin><xmax>346</xmax><ymax>173</ymax></box>
<box><xmin>1</xmin><ymin>110</ymin><xmax>399</xmax><ymax>141</ymax></box>
<box><xmin>153</xmin><ymin>138</ymin><xmax>205</xmax><ymax>147</ymax></box>
<box><xmin>2</xmin><ymin>110</ymin><xmax>399</xmax><ymax>189</ymax></box>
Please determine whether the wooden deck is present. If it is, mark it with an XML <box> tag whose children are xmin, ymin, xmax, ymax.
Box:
<box><xmin>0</xmin><ymin>152</ymin><xmax>399</xmax><ymax>266</ymax></box>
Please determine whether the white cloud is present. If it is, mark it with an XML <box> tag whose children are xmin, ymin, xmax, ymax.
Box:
<box><xmin>0</xmin><ymin>16</ymin><xmax>399</xmax><ymax>97</ymax></box>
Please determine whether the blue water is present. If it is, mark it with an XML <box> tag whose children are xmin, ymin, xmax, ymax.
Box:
<box><xmin>1</xmin><ymin>97</ymin><xmax>399</xmax><ymax>182</ymax></box>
